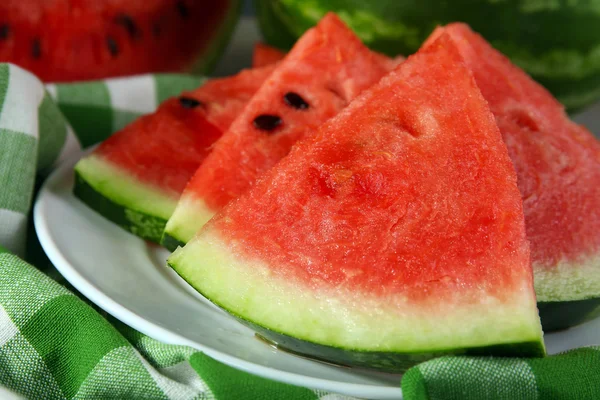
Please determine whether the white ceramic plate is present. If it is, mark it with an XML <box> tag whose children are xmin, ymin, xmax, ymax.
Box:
<box><xmin>34</xmin><ymin>17</ymin><xmax>600</xmax><ymax>400</ymax></box>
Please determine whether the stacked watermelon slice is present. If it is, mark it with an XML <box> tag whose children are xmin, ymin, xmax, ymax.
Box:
<box><xmin>74</xmin><ymin>13</ymin><xmax>600</xmax><ymax>370</ymax></box>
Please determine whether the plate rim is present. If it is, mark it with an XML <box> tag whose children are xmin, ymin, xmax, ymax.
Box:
<box><xmin>33</xmin><ymin>153</ymin><xmax>404</xmax><ymax>400</ymax></box>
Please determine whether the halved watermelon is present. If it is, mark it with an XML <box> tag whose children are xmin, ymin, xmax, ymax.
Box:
<box><xmin>252</xmin><ymin>43</ymin><xmax>286</xmax><ymax>68</ymax></box>
<box><xmin>74</xmin><ymin>64</ymin><xmax>275</xmax><ymax>242</ymax></box>
<box><xmin>168</xmin><ymin>33</ymin><xmax>545</xmax><ymax>371</ymax></box>
<box><xmin>162</xmin><ymin>13</ymin><xmax>393</xmax><ymax>249</ymax></box>
<box><xmin>251</xmin><ymin>42</ymin><xmax>404</xmax><ymax>70</ymax></box>
<box><xmin>428</xmin><ymin>24</ymin><xmax>600</xmax><ymax>331</ymax></box>
<box><xmin>0</xmin><ymin>0</ymin><xmax>241</xmax><ymax>82</ymax></box>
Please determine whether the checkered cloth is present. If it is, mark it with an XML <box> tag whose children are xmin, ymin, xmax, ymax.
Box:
<box><xmin>1</xmin><ymin>62</ymin><xmax>599</xmax><ymax>399</ymax></box>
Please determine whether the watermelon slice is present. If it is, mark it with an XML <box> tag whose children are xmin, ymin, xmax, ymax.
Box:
<box><xmin>252</xmin><ymin>43</ymin><xmax>286</xmax><ymax>68</ymax></box>
<box><xmin>251</xmin><ymin>42</ymin><xmax>405</xmax><ymax>70</ymax></box>
<box><xmin>168</xmin><ymin>33</ymin><xmax>545</xmax><ymax>371</ymax></box>
<box><xmin>162</xmin><ymin>13</ymin><xmax>393</xmax><ymax>249</ymax></box>
<box><xmin>74</xmin><ymin>64</ymin><xmax>275</xmax><ymax>243</ymax></box>
<box><xmin>427</xmin><ymin>24</ymin><xmax>600</xmax><ymax>331</ymax></box>
<box><xmin>0</xmin><ymin>0</ymin><xmax>240</xmax><ymax>82</ymax></box>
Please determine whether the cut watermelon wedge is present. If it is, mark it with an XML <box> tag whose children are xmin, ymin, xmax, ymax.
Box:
<box><xmin>252</xmin><ymin>43</ymin><xmax>286</xmax><ymax>67</ymax></box>
<box><xmin>74</xmin><ymin>64</ymin><xmax>275</xmax><ymax>243</ymax></box>
<box><xmin>251</xmin><ymin>43</ymin><xmax>405</xmax><ymax>70</ymax></box>
<box><xmin>429</xmin><ymin>24</ymin><xmax>600</xmax><ymax>331</ymax></box>
<box><xmin>168</xmin><ymin>33</ymin><xmax>545</xmax><ymax>371</ymax></box>
<box><xmin>162</xmin><ymin>13</ymin><xmax>393</xmax><ymax>249</ymax></box>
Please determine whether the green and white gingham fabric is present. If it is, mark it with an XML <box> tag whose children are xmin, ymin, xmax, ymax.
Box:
<box><xmin>1</xmin><ymin>62</ymin><xmax>600</xmax><ymax>400</ymax></box>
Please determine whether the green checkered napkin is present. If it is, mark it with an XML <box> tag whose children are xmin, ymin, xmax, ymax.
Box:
<box><xmin>0</xmin><ymin>62</ymin><xmax>599</xmax><ymax>400</ymax></box>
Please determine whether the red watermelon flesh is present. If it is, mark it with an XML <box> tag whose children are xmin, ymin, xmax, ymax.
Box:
<box><xmin>93</xmin><ymin>65</ymin><xmax>276</xmax><ymax>194</ymax></box>
<box><xmin>168</xmin><ymin>33</ymin><xmax>544</xmax><ymax>368</ymax></box>
<box><xmin>162</xmin><ymin>13</ymin><xmax>394</xmax><ymax>247</ymax></box>
<box><xmin>252</xmin><ymin>43</ymin><xmax>286</xmax><ymax>68</ymax></box>
<box><xmin>74</xmin><ymin>64</ymin><xmax>275</xmax><ymax>242</ymax></box>
<box><xmin>427</xmin><ymin>24</ymin><xmax>600</xmax><ymax>304</ymax></box>
<box><xmin>251</xmin><ymin>42</ymin><xmax>405</xmax><ymax>71</ymax></box>
<box><xmin>0</xmin><ymin>0</ymin><xmax>237</xmax><ymax>82</ymax></box>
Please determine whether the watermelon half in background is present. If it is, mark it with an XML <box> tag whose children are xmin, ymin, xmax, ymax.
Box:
<box><xmin>168</xmin><ymin>33</ymin><xmax>544</xmax><ymax>371</ymax></box>
<box><xmin>162</xmin><ymin>13</ymin><xmax>394</xmax><ymax>250</ymax></box>
<box><xmin>0</xmin><ymin>0</ymin><xmax>241</xmax><ymax>82</ymax></box>
<box><xmin>255</xmin><ymin>0</ymin><xmax>600</xmax><ymax>111</ymax></box>
<box><xmin>427</xmin><ymin>24</ymin><xmax>600</xmax><ymax>331</ymax></box>
<box><xmin>74</xmin><ymin>64</ymin><xmax>276</xmax><ymax>243</ymax></box>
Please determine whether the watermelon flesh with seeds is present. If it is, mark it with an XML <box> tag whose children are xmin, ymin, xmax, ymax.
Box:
<box><xmin>162</xmin><ymin>13</ymin><xmax>394</xmax><ymax>249</ymax></box>
<box><xmin>74</xmin><ymin>64</ymin><xmax>276</xmax><ymax>243</ymax></box>
<box><xmin>0</xmin><ymin>0</ymin><xmax>240</xmax><ymax>82</ymax></box>
<box><xmin>168</xmin><ymin>33</ymin><xmax>545</xmax><ymax>371</ymax></box>
<box><xmin>427</xmin><ymin>24</ymin><xmax>600</xmax><ymax>331</ymax></box>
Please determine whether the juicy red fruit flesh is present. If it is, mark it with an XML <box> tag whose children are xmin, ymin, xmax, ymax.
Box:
<box><xmin>0</xmin><ymin>0</ymin><xmax>233</xmax><ymax>82</ymax></box>
<box><xmin>432</xmin><ymin>24</ymin><xmax>600</xmax><ymax>269</ymax></box>
<box><xmin>185</xmin><ymin>14</ymin><xmax>393</xmax><ymax>215</ymax></box>
<box><xmin>95</xmin><ymin>97</ymin><xmax>222</xmax><ymax>197</ymax></box>
<box><xmin>210</xmin><ymin>34</ymin><xmax>530</xmax><ymax>305</ymax></box>
<box><xmin>91</xmin><ymin>64</ymin><xmax>277</xmax><ymax>197</ymax></box>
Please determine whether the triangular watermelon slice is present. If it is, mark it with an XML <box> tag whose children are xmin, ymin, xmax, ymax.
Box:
<box><xmin>427</xmin><ymin>24</ymin><xmax>600</xmax><ymax>331</ymax></box>
<box><xmin>168</xmin><ymin>33</ymin><xmax>545</xmax><ymax>370</ymax></box>
<box><xmin>162</xmin><ymin>13</ymin><xmax>394</xmax><ymax>249</ymax></box>
<box><xmin>74</xmin><ymin>64</ymin><xmax>276</xmax><ymax>243</ymax></box>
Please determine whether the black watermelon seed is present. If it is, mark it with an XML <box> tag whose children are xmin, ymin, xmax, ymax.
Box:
<box><xmin>115</xmin><ymin>14</ymin><xmax>140</xmax><ymax>39</ymax></box>
<box><xmin>253</xmin><ymin>115</ymin><xmax>282</xmax><ymax>132</ymax></box>
<box><xmin>106</xmin><ymin>36</ymin><xmax>119</xmax><ymax>57</ymax></box>
<box><xmin>176</xmin><ymin>1</ymin><xmax>189</xmax><ymax>18</ymax></box>
<box><xmin>284</xmin><ymin>92</ymin><xmax>309</xmax><ymax>110</ymax></box>
<box><xmin>31</xmin><ymin>39</ymin><xmax>41</xmax><ymax>59</ymax></box>
<box><xmin>179</xmin><ymin>97</ymin><xmax>203</xmax><ymax>108</ymax></box>
<box><xmin>0</xmin><ymin>25</ymin><xmax>9</xmax><ymax>40</ymax></box>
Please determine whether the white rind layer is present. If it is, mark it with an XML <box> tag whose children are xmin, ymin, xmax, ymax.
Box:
<box><xmin>169</xmin><ymin>228</ymin><xmax>544</xmax><ymax>353</ymax></box>
<box><xmin>164</xmin><ymin>194</ymin><xmax>216</xmax><ymax>244</ymax></box>
<box><xmin>534</xmin><ymin>253</ymin><xmax>600</xmax><ymax>302</ymax></box>
<box><xmin>75</xmin><ymin>155</ymin><xmax>178</xmax><ymax>220</ymax></box>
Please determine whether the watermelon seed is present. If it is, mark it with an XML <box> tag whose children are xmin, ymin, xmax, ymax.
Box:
<box><xmin>179</xmin><ymin>97</ymin><xmax>203</xmax><ymax>108</ymax></box>
<box><xmin>176</xmin><ymin>1</ymin><xmax>189</xmax><ymax>19</ymax></box>
<box><xmin>115</xmin><ymin>14</ymin><xmax>140</xmax><ymax>40</ymax></box>
<box><xmin>31</xmin><ymin>39</ymin><xmax>41</xmax><ymax>59</ymax></box>
<box><xmin>284</xmin><ymin>92</ymin><xmax>309</xmax><ymax>110</ymax></box>
<box><xmin>253</xmin><ymin>115</ymin><xmax>282</xmax><ymax>132</ymax></box>
<box><xmin>106</xmin><ymin>37</ymin><xmax>119</xmax><ymax>57</ymax></box>
<box><xmin>0</xmin><ymin>25</ymin><xmax>9</xmax><ymax>40</ymax></box>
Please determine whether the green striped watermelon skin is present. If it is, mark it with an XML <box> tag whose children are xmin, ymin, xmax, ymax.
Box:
<box><xmin>255</xmin><ymin>0</ymin><xmax>600</xmax><ymax>110</ymax></box>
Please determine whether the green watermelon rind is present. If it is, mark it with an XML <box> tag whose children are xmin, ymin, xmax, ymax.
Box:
<box><xmin>168</xmin><ymin>232</ymin><xmax>546</xmax><ymax>371</ymax></box>
<box><xmin>74</xmin><ymin>156</ymin><xmax>177</xmax><ymax>243</ymax></box>
<box><xmin>538</xmin><ymin>298</ymin><xmax>600</xmax><ymax>332</ymax></box>
<box><xmin>254</xmin><ymin>0</ymin><xmax>299</xmax><ymax>50</ymax></box>
<box><xmin>189</xmin><ymin>0</ymin><xmax>243</xmax><ymax>75</ymax></box>
<box><xmin>161</xmin><ymin>232</ymin><xmax>186</xmax><ymax>253</ymax></box>
<box><xmin>168</xmin><ymin>255</ymin><xmax>545</xmax><ymax>372</ymax></box>
<box><xmin>256</xmin><ymin>0</ymin><xmax>600</xmax><ymax>110</ymax></box>
<box><xmin>246</xmin><ymin>323</ymin><xmax>544</xmax><ymax>372</ymax></box>
<box><xmin>161</xmin><ymin>195</ymin><xmax>216</xmax><ymax>251</ymax></box>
